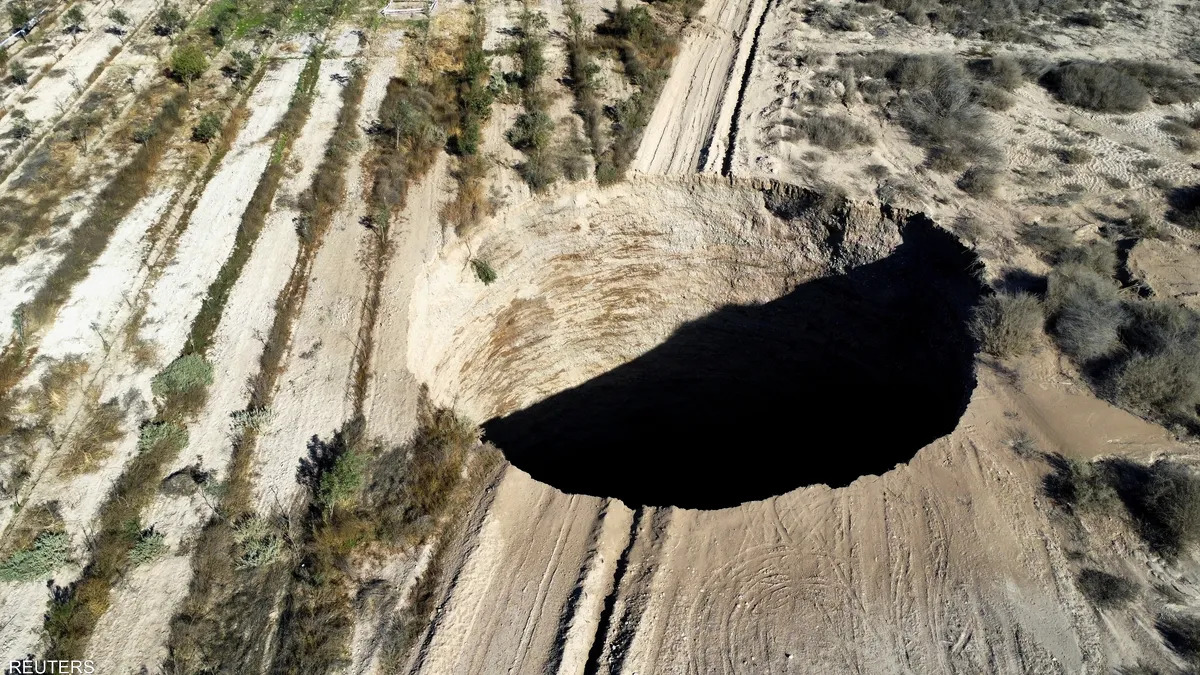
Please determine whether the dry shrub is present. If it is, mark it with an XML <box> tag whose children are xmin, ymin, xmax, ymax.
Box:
<box><xmin>1167</xmin><ymin>185</ymin><xmax>1200</xmax><ymax>230</ymax></box>
<box><xmin>1060</xmin><ymin>146</ymin><xmax>1091</xmax><ymax>164</ymax></box>
<box><xmin>1159</xmin><ymin>612</ymin><xmax>1200</xmax><ymax>663</ymax></box>
<box><xmin>970</xmin><ymin>291</ymin><xmax>1043</xmax><ymax>358</ymax></box>
<box><xmin>1020</xmin><ymin>223</ymin><xmax>1075</xmax><ymax>261</ymax></box>
<box><xmin>1041</xmin><ymin>62</ymin><xmax>1149</xmax><ymax>112</ymax></box>
<box><xmin>957</xmin><ymin>166</ymin><xmax>1001</xmax><ymax>197</ymax></box>
<box><xmin>1076</xmin><ymin>568</ymin><xmax>1138</xmax><ymax>608</ymax></box>
<box><xmin>887</xmin><ymin>55</ymin><xmax>1000</xmax><ymax>172</ymax></box>
<box><xmin>1057</xmin><ymin>239</ymin><xmax>1118</xmax><ymax>278</ymax></box>
<box><xmin>60</xmin><ymin>397</ymin><xmax>124</xmax><ymax>476</ymax></box>
<box><xmin>1043</xmin><ymin>454</ymin><xmax>1119</xmax><ymax>511</ymax></box>
<box><xmin>1046</xmin><ymin>264</ymin><xmax>1126</xmax><ymax>363</ymax></box>
<box><xmin>1114</xmin><ymin>60</ymin><xmax>1200</xmax><ymax>105</ymax></box>
<box><xmin>973</xmin><ymin>82</ymin><xmax>1013</xmax><ymax>110</ymax></box>
<box><xmin>790</xmin><ymin>113</ymin><xmax>874</xmax><ymax>150</ymax></box>
<box><xmin>441</xmin><ymin>154</ymin><xmax>493</xmax><ymax>235</ymax></box>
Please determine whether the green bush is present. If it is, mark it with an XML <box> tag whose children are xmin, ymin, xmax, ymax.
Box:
<box><xmin>155</xmin><ymin>3</ymin><xmax>186</xmax><ymax>37</ymax></box>
<box><xmin>970</xmin><ymin>292</ymin><xmax>1043</xmax><ymax>358</ymax></box>
<box><xmin>317</xmin><ymin>450</ymin><xmax>364</xmax><ymax>512</ymax></box>
<box><xmin>108</xmin><ymin>8</ymin><xmax>130</xmax><ymax>29</ymax></box>
<box><xmin>170</xmin><ymin>44</ymin><xmax>209</xmax><ymax>87</ymax></box>
<box><xmin>8</xmin><ymin>0</ymin><xmax>32</xmax><ymax>31</ymax></box>
<box><xmin>506</xmin><ymin>109</ymin><xmax>554</xmax><ymax>152</ymax></box>
<box><xmin>137</xmin><ymin>421</ymin><xmax>188</xmax><ymax>454</ymax></box>
<box><xmin>0</xmin><ymin>531</ymin><xmax>70</xmax><ymax>581</ymax></box>
<box><xmin>471</xmin><ymin>258</ymin><xmax>497</xmax><ymax>285</ymax></box>
<box><xmin>232</xmin><ymin>517</ymin><xmax>284</xmax><ymax>569</ymax></box>
<box><xmin>1075</xmin><ymin>568</ymin><xmax>1138</xmax><ymax>608</ymax></box>
<box><xmin>192</xmin><ymin>113</ymin><xmax>222</xmax><ymax>143</ymax></box>
<box><xmin>128</xmin><ymin>529</ymin><xmax>167</xmax><ymax>567</ymax></box>
<box><xmin>151</xmin><ymin>354</ymin><xmax>213</xmax><ymax>398</ymax></box>
<box><xmin>1041</xmin><ymin>62</ymin><xmax>1149</xmax><ymax>113</ymax></box>
<box><xmin>63</xmin><ymin>5</ymin><xmax>86</xmax><ymax>34</ymax></box>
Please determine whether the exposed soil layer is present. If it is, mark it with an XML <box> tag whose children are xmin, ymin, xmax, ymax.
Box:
<box><xmin>483</xmin><ymin>218</ymin><xmax>982</xmax><ymax>507</ymax></box>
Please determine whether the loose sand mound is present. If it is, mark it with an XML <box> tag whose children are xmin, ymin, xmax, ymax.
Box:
<box><xmin>409</xmin><ymin>176</ymin><xmax>983</xmax><ymax>507</ymax></box>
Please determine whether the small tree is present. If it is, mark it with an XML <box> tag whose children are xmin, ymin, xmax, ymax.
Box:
<box><xmin>9</xmin><ymin>60</ymin><xmax>29</xmax><ymax>85</ymax></box>
<box><xmin>170</xmin><ymin>44</ymin><xmax>208</xmax><ymax>88</ymax></box>
<box><xmin>191</xmin><ymin>113</ymin><xmax>221</xmax><ymax>143</ymax></box>
<box><xmin>228</xmin><ymin>50</ymin><xmax>254</xmax><ymax>84</ymax></box>
<box><xmin>107</xmin><ymin>8</ymin><xmax>129</xmax><ymax>33</ymax></box>
<box><xmin>154</xmin><ymin>3</ymin><xmax>185</xmax><ymax>38</ymax></box>
<box><xmin>8</xmin><ymin>0</ymin><xmax>32</xmax><ymax>31</ymax></box>
<box><xmin>63</xmin><ymin>5</ymin><xmax>86</xmax><ymax>37</ymax></box>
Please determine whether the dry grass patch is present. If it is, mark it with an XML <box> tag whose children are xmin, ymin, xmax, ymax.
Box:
<box><xmin>970</xmin><ymin>291</ymin><xmax>1043</xmax><ymax>358</ymax></box>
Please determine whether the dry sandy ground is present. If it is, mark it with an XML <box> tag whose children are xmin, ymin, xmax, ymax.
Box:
<box><xmin>0</xmin><ymin>53</ymin><xmax>307</xmax><ymax>665</ymax></box>
<box><xmin>84</xmin><ymin>49</ymin><xmax>361</xmax><ymax>673</ymax></box>
<box><xmin>6</xmin><ymin>0</ymin><xmax>1200</xmax><ymax>669</ymax></box>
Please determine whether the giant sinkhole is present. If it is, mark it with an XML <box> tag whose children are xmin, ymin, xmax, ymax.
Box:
<box><xmin>407</xmin><ymin>178</ymin><xmax>984</xmax><ymax>509</ymax></box>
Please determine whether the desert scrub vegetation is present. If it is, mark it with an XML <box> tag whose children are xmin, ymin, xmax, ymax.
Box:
<box><xmin>188</xmin><ymin>49</ymin><xmax>325</xmax><ymax>357</ymax></box>
<box><xmin>1043</xmin><ymin>256</ymin><xmax>1200</xmax><ymax>432</ymax></box>
<box><xmin>842</xmin><ymin>52</ymin><xmax>1000</xmax><ymax>173</ymax></box>
<box><xmin>0</xmin><ymin>530</ymin><xmax>70</xmax><ymax>582</ymax></box>
<box><xmin>506</xmin><ymin>6</ymin><xmax>559</xmax><ymax>192</ymax></box>
<box><xmin>151</xmin><ymin>353</ymin><xmax>214</xmax><ymax>412</ymax></box>
<box><xmin>471</xmin><ymin>257</ymin><xmax>497</xmax><ymax>284</ymax></box>
<box><xmin>1046</xmin><ymin>455</ymin><xmax>1200</xmax><ymax>560</ymax></box>
<box><xmin>782</xmin><ymin>113</ymin><xmax>874</xmax><ymax>151</ymax></box>
<box><xmin>127</xmin><ymin>528</ymin><xmax>167</xmax><ymax>567</ymax></box>
<box><xmin>564</xmin><ymin>0</ymin><xmax>602</xmax><ymax>175</ymax></box>
<box><xmin>168</xmin><ymin>44</ymin><xmax>371</xmax><ymax>674</ymax></box>
<box><xmin>60</xmin><ymin>396</ymin><xmax>125</xmax><ymax>476</ymax></box>
<box><xmin>970</xmin><ymin>291</ymin><xmax>1043</xmax><ymax>358</ymax></box>
<box><xmin>591</xmin><ymin>0</ymin><xmax>692</xmax><ymax>182</ymax></box>
<box><xmin>1040</xmin><ymin>60</ymin><xmax>1200</xmax><ymax>113</ymax></box>
<box><xmin>1168</xmin><ymin>185</ymin><xmax>1200</xmax><ymax>231</ymax></box>
<box><xmin>1158</xmin><ymin>612</ymin><xmax>1200</xmax><ymax>664</ymax></box>
<box><xmin>272</xmin><ymin>396</ymin><xmax>483</xmax><ymax>673</ymax></box>
<box><xmin>1075</xmin><ymin>568</ymin><xmax>1138</xmax><ymax>609</ymax></box>
<box><xmin>442</xmin><ymin>8</ymin><xmax>495</xmax><ymax>235</ymax></box>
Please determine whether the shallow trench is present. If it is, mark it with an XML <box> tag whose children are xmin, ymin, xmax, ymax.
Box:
<box><xmin>407</xmin><ymin>177</ymin><xmax>983</xmax><ymax>509</ymax></box>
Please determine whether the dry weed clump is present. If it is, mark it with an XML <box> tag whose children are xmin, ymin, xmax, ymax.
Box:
<box><xmin>1041</xmin><ymin>62</ymin><xmax>1149</xmax><ymax>112</ymax></box>
<box><xmin>593</xmin><ymin>0</ymin><xmax>689</xmax><ymax>183</ymax></box>
<box><xmin>59</xmin><ymin>397</ymin><xmax>125</xmax><ymax>476</ymax></box>
<box><xmin>25</xmin><ymin>91</ymin><xmax>185</xmax><ymax>335</ymax></box>
<box><xmin>169</xmin><ymin>45</ymin><xmax>372</xmax><ymax>674</ymax></box>
<box><xmin>1075</xmin><ymin>568</ymin><xmax>1138</xmax><ymax>609</ymax></box>
<box><xmin>1159</xmin><ymin>612</ymin><xmax>1200</xmax><ymax>664</ymax></box>
<box><xmin>843</xmin><ymin>53</ymin><xmax>1001</xmax><ymax>173</ymax></box>
<box><xmin>271</xmin><ymin>396</ymin><xmax>481</xmax><ymax>673</ymax></box>
<box><xmin>787</xmin><ymin>113</ymin><xmax>874</xmax><ymax>150</ymax></box>
<box><xmin>1041</xmin><ymin>250</ymin><xmax>1200</xmax><ymax>432</ymax></box>
<box><xmin>970</xmin><ymin>291</ymin><xmax>1043</xmax><ymax>358</ymax></box>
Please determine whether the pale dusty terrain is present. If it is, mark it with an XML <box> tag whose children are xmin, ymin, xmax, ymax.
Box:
<box><xmin>1</xmin><ymin>0</ymin><xmax>1199</xmax><ymax>671</ymax></box>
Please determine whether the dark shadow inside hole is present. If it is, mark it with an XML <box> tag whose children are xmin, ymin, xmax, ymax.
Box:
<box><xmin>483</xmin><ymin>219</ymin><xmax>984</xmax><ymax>509</ymax></box>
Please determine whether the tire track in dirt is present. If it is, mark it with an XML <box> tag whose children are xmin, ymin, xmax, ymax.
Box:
<box><xmin>631</xmin><ymin>0</ymin><xmax>757</xmax><ymax>176</ymax></box>
<box><xmin>717</xmin><ymin>0</ymin><xmax>770</xmax><ymax>177</ymax></box>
